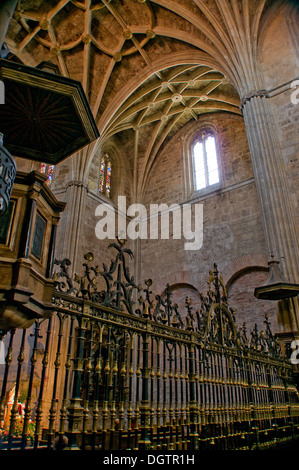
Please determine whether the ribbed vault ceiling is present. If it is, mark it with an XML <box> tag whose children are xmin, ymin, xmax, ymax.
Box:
<box><xmin>5</xmin><ymin>0</ymin><xmax>278</xmax><ymax>197</ymax></box>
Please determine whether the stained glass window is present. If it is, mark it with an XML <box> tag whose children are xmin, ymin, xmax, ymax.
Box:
<box><xmin>193</xmin><ymin>131</ymin><xmax>219</xmax><ymax>191</ymax></box>
<box><xmin>105</xmin><ymin>160</ymin><xmax>112</xmax><ymax>197</ymax></box>
<box><xmin>40</xmin><ymin>163</ymin><xmax>55</xmax><ymax>186</ymax></box>
<box><xmin>99</xmin><ymin>154</ymin><xmax>112</xmax><ymax>197</ymax></box>
<box><xmin>99</xmin><ymin>156</ymin><xmax>105</xmax><ymax>193</ymax></box>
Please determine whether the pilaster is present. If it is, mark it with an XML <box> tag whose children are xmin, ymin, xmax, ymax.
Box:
<box><xmin>241</xmin><ymin>91</ymin><xmax>299</xmax><ymax>330</ymax></box>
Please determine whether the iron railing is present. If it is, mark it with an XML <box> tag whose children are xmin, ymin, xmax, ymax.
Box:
<box><xmin>0</xmin><ymin>239</ymin><xmax>299</xmax><ymax>450</ymax></box>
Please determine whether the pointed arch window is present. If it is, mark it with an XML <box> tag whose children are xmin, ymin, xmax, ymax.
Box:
<box><xmin>99</xmin><ymin>154</ymin><xmax>112</xmax><ymax>198</ymax></box>
<box><xmin>40</xmin><ymin>163</ymin><xmax>55</xmax><ymax>186</ymax></box>
<box><xmin>192</xmin><ymin>130</ymin><xmax>219</xmax><ymax>191</ymax></box>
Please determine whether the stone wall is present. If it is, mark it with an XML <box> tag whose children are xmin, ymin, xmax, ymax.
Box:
<box><xmin>34</xmin><ymin>133</ymin><xmax>135</xmax><ymax>275</ymax></box>
<box><xmin>12</xmin><ymin>113</ymin><xmax>281</xmax><ymax>333</ymax></box>
<box><xmin>139</xmin><ymin>112</ymin><xmax>278</xmax><ymax>333</ymax></box>
<box><xmin>259</xmin><ymin>5</ymin><xmax>299</xmax><ymax>238</ymax></box>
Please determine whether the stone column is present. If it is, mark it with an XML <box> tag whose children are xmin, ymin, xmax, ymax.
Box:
<box><xmin>53</xmin><ymin>144</ymin><xmax>98</xmax><ymax>274</ymax></box>
<box><xmin>241</xmin><ymin>92</ymin><xmax>299</xmax><ymax>330</ymax></box>
<box><xmin>57</xmin><ymin>181</ymin><xmax>87</xmax><ymax>271</ymax></box>
<box><xmin>0</xmin><ymin>0</ymin><xmax>18</xmax><ymax>50</ymax></box>
<box><xmin>241</xmin><ymin>92</ymin><xmax>299</xmax><ymax>282</ymax></box>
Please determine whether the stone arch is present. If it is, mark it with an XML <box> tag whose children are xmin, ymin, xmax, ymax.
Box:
<box><xmin>97</xmin><ymin>51</ymin><xmax>238</xmax><ymax>135</ymax></box>
<box><xmin>257</xmin><ymin>1</ymin><xmax>299</xmax><ymax>64</ymax></box>
<box><xmin>160</xmin><ymin>282</ymin><xmax>201</xmax><ymax>320</ymax></box>
<box><xmin>226</xmin><ymin>265</ymin><xmax>268</xmax><ymax>293</ymax></box>
<box><xmin>285</xmin><ymin>1</ymin><xmax>299</xmax><ymax>58</ymax></box>
<box><xmin>257</xmin><ymin>1</ymin><xmax>299</xmax><ymax>90</ymax></box>
<box><xmin>221</xmin><ymin>253</ymin><xmax>269</xmax><ymax>286</ymax></box>
<box><xmin>86</xmin><ymin>135</ymin><xmax>134</xmax><ymax>204</ymax></box>
<box><xmin>226</xmin><ymin>264</ymin><xmax>279</xmax><ymax>335</ymax></box>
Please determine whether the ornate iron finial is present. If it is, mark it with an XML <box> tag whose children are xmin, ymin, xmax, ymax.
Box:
<box><xmin>53</xmin><ymin>258</ymin><xmax>73</xmax><ymax>294</ymax></box>
<box><xmin>145</xmin><ymin>279</ymin><xmax>152</xmax><ymax>287</ymax></box>
<box><xmin>84</xmin><ymin>252</ymin><xmax>94</xmax><ymax>262</ymax></box>
<box><xmin>185</xmin><ymin>296</ymin><xmax>192</xmax><ymax>313</ymax></box>
<box><xmin>51</xmin><ymin>248</ymin><xmax>285</xmax><ymax>359</ymax></box>
<box><xmin>116</xmin><ymin>235</ymin><xmax>127</xmax><ymax>246</ymax></box>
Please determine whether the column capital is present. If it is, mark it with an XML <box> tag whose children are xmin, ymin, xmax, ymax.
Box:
<box><xmin>66</xmin><ymin>180</ymin><xmax>88</xmax><ymax>190</ymax></box>
<box><xmin>240</xmin><ymin>89</ymin><xmax>269</xmax><ymax>110</ymax></box>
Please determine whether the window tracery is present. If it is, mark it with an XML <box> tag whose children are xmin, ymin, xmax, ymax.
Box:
<box><xmin>99</xmin><ymin>154</ymin><xmax>112</xmax><ymax>198</ymax></box>
<box><xmin>40</xmin><ymin>163</ymin><xmax>55</xmax><ymax>186</ymax></box>
<box><xmin>192</xmin><ymin>130</ymin><xmax>219</xmax><ymax>191</ymax></box>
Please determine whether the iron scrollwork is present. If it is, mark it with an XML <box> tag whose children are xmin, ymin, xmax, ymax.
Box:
<box><xmin>52</xmin><ymin>239</ymin><xmax>283</xmax><ymax>359</ymax></box>
<box><xmin>0</xmin><ymin>135</ymin><xmax>17</xmax><ymax>217</ymax></box>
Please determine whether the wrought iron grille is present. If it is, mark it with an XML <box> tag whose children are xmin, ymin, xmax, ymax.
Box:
<box><xmin>0</xmin><ymin>134</ymin><xmax>16</xmax><ymax>217</ymax></box>
<box><xmin>0</xmin><ymin>239</ymin><xmax>299</xmax><ymax>451</ymax></box>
